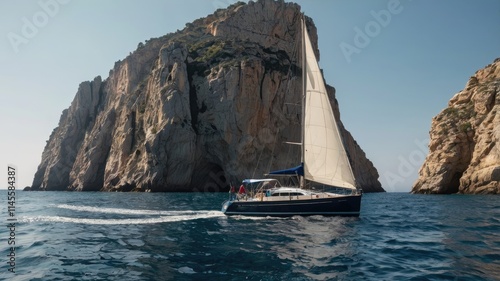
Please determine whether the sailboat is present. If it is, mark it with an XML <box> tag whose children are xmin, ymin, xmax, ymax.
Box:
<box><xmin>221</xmin><ymin>17</ymin><xmax>362</xmax><ymax>217</ymax></box>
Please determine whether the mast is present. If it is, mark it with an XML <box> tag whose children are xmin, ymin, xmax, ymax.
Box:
<box><xmin>300</xmin><ymin>15</ymin><xmax>306</xmax><ymax>189</ymax></box>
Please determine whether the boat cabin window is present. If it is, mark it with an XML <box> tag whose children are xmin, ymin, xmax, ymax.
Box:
<box><xmin>271</xmin><ymin>192</ymin><xmax>304</xmax><ymax>197</ymax></box>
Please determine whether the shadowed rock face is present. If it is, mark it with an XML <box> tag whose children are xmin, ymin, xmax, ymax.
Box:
<box><xmin>412</xmin><ymin>58</ymin><xmax>500</xmax><ymax>194</ymax></box>
<box><xmin>31</xmin><ymin>0</ymin><xmax>383</xmax><ymax>192</ymax></box>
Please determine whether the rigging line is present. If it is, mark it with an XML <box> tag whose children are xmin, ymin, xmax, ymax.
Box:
<box><xmin>261</xmin><ymin>14</ymin><xmax>302</xmax><ymax>178</ymax></box>
<box><xmin>281</xmin><ymin>15</ymin><xmax>302</xmax><ymax>168</ymax></box>
<box><xmin>283</xmin><ymin>12</ymin><xmax>301</xmax><ymax>106</ymax></box>
<box><xmin>253</xmin><ymin>14</ymin><xmax>302</xmax><ymax>179</ymax></box>
<box><xmin>252</xmin><ymin>140</ymin><xmax>263</xmax><ymax>179</ymax></box>
<box><xmin>266</xmin><ymin>127</ymin><xmax>280</xmax><ymax>173</ymax></box>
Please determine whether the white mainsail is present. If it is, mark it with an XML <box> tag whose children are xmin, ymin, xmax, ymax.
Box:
<box><xmin>302</xmin><ymin>23</ymin><xmax>356</xmax><ymax>190</ymax></box>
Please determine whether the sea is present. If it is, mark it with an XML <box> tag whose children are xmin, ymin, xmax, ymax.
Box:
<box><xmin>1</xmin><ymin>191</ymin><xmax>499</xmax><ymax>281</ymax></box>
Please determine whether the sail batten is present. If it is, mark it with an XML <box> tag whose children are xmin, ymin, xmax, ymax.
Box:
<box><xmin>302</xmin><ymin>22</ymin><xmax>356</xmax><ymax>190</ymax></box>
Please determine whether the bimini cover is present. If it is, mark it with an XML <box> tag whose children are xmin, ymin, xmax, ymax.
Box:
<box><xmin>242</xmin><ymin>179</ymin><xmax>278</xmax><ymax>184</ymax></box>
<box><xmin>268</xmin><ymin>163</ymin><xmax>304</xmax><ymax>176</ymax></box>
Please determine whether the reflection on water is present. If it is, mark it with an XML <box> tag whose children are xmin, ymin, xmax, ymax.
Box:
<box><xmin>274</xmin><ymin>216</ymin><xmax>356</xmax><ymax>280</ymax></box>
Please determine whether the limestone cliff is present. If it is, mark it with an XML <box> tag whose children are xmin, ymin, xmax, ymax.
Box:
<box><xmin>412</xmin><ymin>58</ymin><xmax>500</xmax><ymax>194</ymax></box>
<box><xmin>30</xmin><ymin>0</ymin><xmax>383</xmax><ymax>192</ymax></box>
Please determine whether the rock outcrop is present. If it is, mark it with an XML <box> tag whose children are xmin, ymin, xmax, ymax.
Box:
<box><xmin>412</xmin><ymin>58</ymin><xmax>500</xmax><ymax>194</ymax></box>
<box><xmin>31</xmin><ymin>0</ymin><xmax>383</xmax><ymax>192</ymax></box>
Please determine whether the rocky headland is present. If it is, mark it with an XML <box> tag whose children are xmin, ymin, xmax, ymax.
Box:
<box><xmin>412</xmin><ymin>58</ymin><xmax>500</xmax><ymax>194</ymax></box>
<box><xmin>29</xmin><ymin>0</ymin><xmax>383</xmax><ymax>192</ymax></box>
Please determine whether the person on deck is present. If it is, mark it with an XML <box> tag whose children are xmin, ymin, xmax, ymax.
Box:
<box><xmin>266</xmin><ymin>189</ymin><xmax>271</xmax><ymax>197</ymax></box>
<box><xmin>238</xmin><ymin>184</ymin><xmax>246</xmax><ymax>200</ymax></box>
<box><xmin>238</xmin><ymin>184</ymin><xmax>246</xmax><ymax>194</ymax></box>
<box><xmin>229</xmin><ymin>185</ymin><xmax>236</xmax><ymax>200</ymax></box>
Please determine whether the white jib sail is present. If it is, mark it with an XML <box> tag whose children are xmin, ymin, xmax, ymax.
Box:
<box><xmin>302</xmin><ymin>24</ymin><xmax>356</xmax><ymax>190</ymax></box>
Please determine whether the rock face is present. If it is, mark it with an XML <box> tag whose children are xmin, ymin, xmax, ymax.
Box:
<box><xmin>412</xmin><ymin>58</ymin><xmax>500</xmax><ymax>194</ymax></box>
<box><xmin>31</xmin><ymin>0</ymin><xmax>383</xmax><ymax>192</ymax></box>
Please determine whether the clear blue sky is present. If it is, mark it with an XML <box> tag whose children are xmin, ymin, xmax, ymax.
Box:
<box><xmin>1</xmin><ymin>0</ymin><xmax>499</xmax><ymax>191</ymax></box>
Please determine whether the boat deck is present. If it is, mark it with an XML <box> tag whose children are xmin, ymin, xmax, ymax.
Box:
<box><xmin>241</xmin><ymin>192</ymin><xmax>348</xmax><ymax>202</ymax></box>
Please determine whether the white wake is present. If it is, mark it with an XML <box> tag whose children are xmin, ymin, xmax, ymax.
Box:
<box><xmin>55</xmin><ymin>204</ymin><xmax>205</xmax><ymax>216</ymax></box>
<box><xmin>19</xmin><ymin>204</ymin><xmax>225</xmax><ymax>225</ymax></box>
<box><xmin>20</xmin><ymin>211</ymin><xmax>224</xmax><ymax>225</ymax></box>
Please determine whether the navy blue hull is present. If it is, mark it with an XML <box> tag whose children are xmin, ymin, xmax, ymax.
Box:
<box><xmin>222</xmin><ymin>194</ymin><xmax>361</xmax><ymax>217</ymax></box>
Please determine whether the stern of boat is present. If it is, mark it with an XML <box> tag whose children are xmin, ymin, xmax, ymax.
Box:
<box><xmin>221</xmin><ymin>200</ymin><xmax>232</xmax><ymax>214</ymax></box>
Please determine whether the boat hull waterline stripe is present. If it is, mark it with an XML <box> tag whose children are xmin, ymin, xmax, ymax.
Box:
<box><xmin>224</xmin><ymin>211</ymin><xmax>360</xmax><ymax>216</ymax></box>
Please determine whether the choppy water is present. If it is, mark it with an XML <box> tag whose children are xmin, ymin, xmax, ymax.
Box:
<box><xmin>1</xmin><ymin>191</ymin><xmax>499</xmax><ymax>280</ymax></box>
